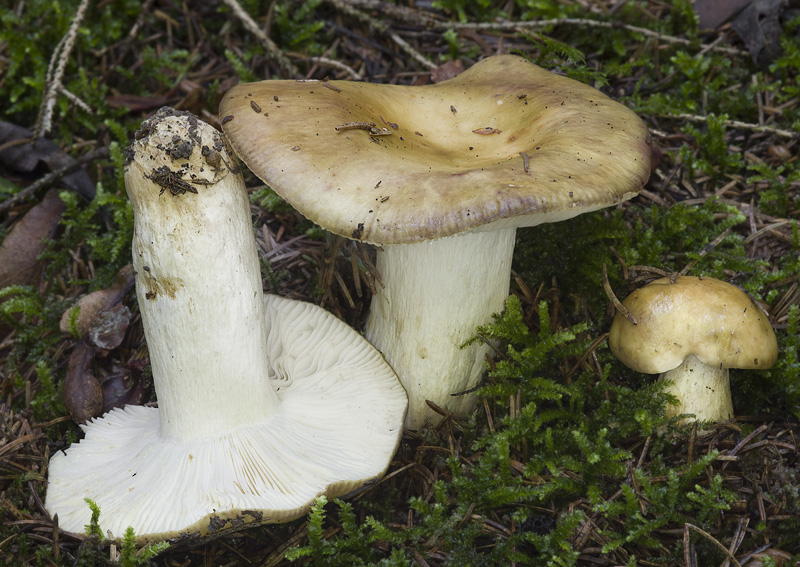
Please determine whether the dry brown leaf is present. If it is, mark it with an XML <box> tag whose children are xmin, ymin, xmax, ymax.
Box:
<box><xmin>100</xmin><ymin>362</ymin><xmax>145</xmax><ymax>414</ymax></box>
<box><xmin>692</xmin><ymin>0</ymin><xmax>751</xmax><ymax>29</ymax></box>
<box><xmin>0</xmin><ymin>189</ymin><xmax>65</xmax><ymax>289</ymax></box>
<box><xmin>430</xmin><ymin>59</ymin><xmax>464</xmax><ymax>83</ymax></box>
<box><xmin>62</xmin><ymin>342</ymin><xmax>104</xmax><ymax>424</ymax></box>
<box><xmin>0</xmin><ymin>121</ymin><xmax>96</xmax><ymax>200</ymax></box>
<box><xmin>731</xmin><ymin>0</ymin><xmax>789</xmax><ymax>66</ymax></box>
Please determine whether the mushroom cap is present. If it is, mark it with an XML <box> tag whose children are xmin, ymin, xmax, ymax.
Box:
<box><xmin>45</xmin><ymin>294</ymin><xmax>407</xmax><ymax>542</ymax></box>
<box><xmin>219</xmin><ymin>54</ymin><xmax>651</xmax><ymax>245</ymax></box>
<box><xmin>608</xmin><ymin>276</ymin><xmax>778</xmax><ymax>374</ymax></box>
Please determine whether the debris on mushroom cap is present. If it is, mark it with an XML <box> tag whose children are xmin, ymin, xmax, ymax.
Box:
<box><xmin>45</xmin><ymin>108</ymin><xmax>407</xmax><ymax>542</ymax></box>
<box><xmin>219</xmin><ymin>54</ymin><xmax>652</xmax><ymax>245</ymax></box>
<box><xmin>608</xmin><ymin>276</ymin><xmax>779</xmax><ymax>375</ymax></box>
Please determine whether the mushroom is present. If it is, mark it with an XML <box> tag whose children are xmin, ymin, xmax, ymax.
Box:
<box><xmin>219</xmin><ymin>54</ymin><xmax>652</xmax><ymax>429</ymax></box>
<box><xmin>608</xmin><ymin>276</ymin><xmax>778</xmax><ymax>423</ymax></box>
<box><xmin>45</xmin><ymin>108</ymin><xmax>407</xmax><ymax>541</ymax></box>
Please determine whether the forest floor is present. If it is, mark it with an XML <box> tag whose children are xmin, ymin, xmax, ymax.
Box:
<box><xmin>1</xmin><ymin>1</ymin><xmax>799</xmax><ymax>566</ymax></box>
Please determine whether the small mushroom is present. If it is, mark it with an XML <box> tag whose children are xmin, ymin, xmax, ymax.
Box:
<box><xmin>220</xmin><ymin>55</ymin><xmax>651</xmax><ymax>428</ymax></box>
<box><xmin>45</xmin><ymin>108</ymin><xmax>407</xmax><ymax>541</ymax></box>
<box><xmin>608</xmin><ymin>276</ymin><xmax>778</xmax><ymax>423</ymax></box>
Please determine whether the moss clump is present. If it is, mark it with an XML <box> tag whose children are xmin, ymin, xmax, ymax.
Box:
<box><xmin>286</xmin><ymin>296</ymin><xmax>740</xmax><ymax>565</ymax></box>
<box><xmin>75</xmin><ymin>499</ymin><xmax>168</xmax><ymax>567</ymax></box>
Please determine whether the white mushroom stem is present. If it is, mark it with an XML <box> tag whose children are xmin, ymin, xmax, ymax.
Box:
<box><xmin>658</xmin><ymin>354</ymin><xmax>734</xmax><ymax>423</ymax></box>
<box><xmin>127</xmin><ymin>144</ymin><xmax>279</xmax><ymax>440</ymax></box>
<box><xmin>365</xmin><ymin>228</ymin><xmax>516</xmax><ymax>429</ymax></box>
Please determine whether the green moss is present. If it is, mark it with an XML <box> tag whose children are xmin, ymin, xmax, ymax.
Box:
<box><xmin>442</xmin><ymin>28</ymin><xmax>480</xmax><ymax>61</ymax></box>
<box><xmin>514</xmin><ymin>196</ymin><xmax>779</xmax><ymax>317</ymax></box>
<box><xmin>2</xmin><ymin>2</ymin><xmax>798</xmax><ymax>565</ymax></box>
<box><xmin>78</xmin><ymin>499</ymin><xmax>169</xmax><ymax>566</ymax></box>
<box><xmin>0</xmin><ymin>286</ymin><xmax>68</xmax><ymax>378</ymax></box>
<box><xmin>769</xmin><ymin>15</ymin><xmax>800</xmax><ymax>127</ymax></box>
<box><xmin>432</xmin><ymin>0</ymin><xmax>498</xmax><ymax>24</ymax></box>
<box><xmin>680</xmin><ymin>114</ymin><xmax>745</xmax><ymax>181</ymax></box>
<box><xmin>270</xmin><ymin>0</ymin><xmax>326</xmax><ymax>54</ymax></box>
<box><xmin>29</xmin><ymin>360</ymin><xmax>67</xmax><ymax>422</ymax></box>
<box><xmin>748</xmin><ymin>161</ymin><xmax>800</xmax><ymax>218</ymax></box>
<box><xmin>250</xmin><ymin>185</ymin><xmax>296</xmax><ymax>215</ymax></box>
<box><xmin>286</xmin><ymin>295</ymin><xmax>732</xmax><ymax>565</ymax></box>
<box><xmin>514</xmin><ymin>208</ymin><xmax>632</xmax><ymax>315</ymax></box>
<box><xmin>515</xmin><ymin>34</ymin><xmax>609</xmax><ymax>86</ymax></box>
<box><xmin>592</xmin><ymin>452</ymin><xmax>734</xmax><ymax>555</ymax></box>
<box><xmin>734</xmin><ymin>304</ymin><xmax>800</xmax><ymax>418</ymax></box>
<box><xmin>1</xmin><ymin>1</ymin><xmax>143</xmax><ymax>131</ymax></box>
<box><xmin>224</xmin><ymin>49</ymin><xmax>261</xmax><ymax>83</ymax></box>
<box><xmin>286</xmin><ymin>497</ymin><xmax>411</xmax><ymax>565</ymax></box>
<box><xmin>45</xmin><ymin>182</ymin><xmax>133</xmax><ymax>289</ymax></box>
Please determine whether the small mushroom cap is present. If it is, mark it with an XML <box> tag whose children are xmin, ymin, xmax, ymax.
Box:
<box><xmin>219</xmin><ymin>54</ymin><xmax>651</xmax><ymax>245</ymax></box>
<box><xmin>46</xmin><ymin>295</ymin><xmax>407</xmax><ymax>542</ymax></box>
<box><xmin>609</xmin><ymin>276</ymin><xmax>778</xmax><ymax>374</ymax></box>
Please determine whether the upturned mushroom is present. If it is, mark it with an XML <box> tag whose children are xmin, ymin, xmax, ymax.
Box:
<box><xmin>608</xmin><ymin>276</ymin><xmax>778</xmax><ymax>423</ymax></box>
<box><xmin>45</xmin><ymin>108</ymin><xmax>407</xmax><ymax>541</ymax></box>
<box><xmin>219</xmin><ymin>54</ymin><xmax>651</xmax><ymax>429</ymax></box>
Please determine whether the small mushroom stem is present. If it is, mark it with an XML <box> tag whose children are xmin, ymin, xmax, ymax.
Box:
<box><xmin>365</xmin><ymin>228</ymin><xmax>516</xmax><ymax>429</ymax></box>
<box><xmin>126</xmin><ymin>119</ymin><xmax>279</xmax><ymax>440</ymax></box>
<box><xmin>658</xmin><ymin>354</ymin><xmax>733</xmax><ymax>423</ymax></box>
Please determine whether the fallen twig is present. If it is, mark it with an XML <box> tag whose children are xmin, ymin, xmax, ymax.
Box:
<box><xmin>325</xmin><ymin>0</ymin><xmax>437</xmax><ymax>69</ymax></box>
<box><xmin>684</xmin><ymin>523</ymin><xmax>743</xmax><ymax>567</ymax></box>
<box><xmin>660</xmin><ymin>112</ymin><xmax>799</xmax><ymax>139</ymax></box>
<box><xmin>447</xmin><ymin>18</ymin><xmax>747</xmax><ymax>57</ymax></box>
<box><xmin>602</xmin><ymin>263</ymin><xmax>637</xmax><ymax>325</ymax></box>
<box><xmin>220</xmin><ymin>0</ymin><xmax>298</xmax><ymax>76</ymax></box>
<box><xmin>0</xmin><ymin>147</ymin><xmax>108</xmax><ymax>214</ymax></box>
<box><xmin>34</xmin><ymin>0</ymin><xmax>92</xmax><ymax>138</ymax></box>
<box><xmin>306</xmin><ymin>56</ymin><xmax>363</xmax><ymax>80</ymax></box>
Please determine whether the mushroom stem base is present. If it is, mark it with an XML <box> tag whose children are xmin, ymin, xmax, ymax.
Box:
<box><xmin>365</xmin><ymin>228</ymin><xmax>516</xmax><ymax>429</ymax></box>
<box><xmin>659</xmin><ymin>355</ymin><xmax>733</xmax><ymax>423</ymax></box>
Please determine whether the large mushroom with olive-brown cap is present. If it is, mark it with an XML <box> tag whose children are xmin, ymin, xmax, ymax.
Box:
<box><xmin>219</xmin><ymin>54</ymin><xmax>652</xmax><ymax>429</ymax></box>
<box><xmin>45</xmin><ymin>108</ymin><xmax>407</xmax><ymax>542</ymax></box>
<box><xmin>608</xmin><ymin>276</ymin><xmax>778</xmax><ymax>423</ymax></box>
